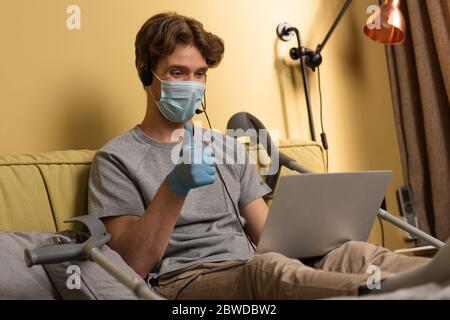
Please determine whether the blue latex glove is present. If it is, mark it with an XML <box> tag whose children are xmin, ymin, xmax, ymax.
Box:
<box><xmin>166</xmin><ymin>123</ymin><xmax>216</xmax><ymax>196</ymax></box>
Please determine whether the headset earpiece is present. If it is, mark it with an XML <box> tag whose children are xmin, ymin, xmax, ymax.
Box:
<box><xmin>139</xmin><ymin>67</ymin><xmax>153</xmax><ymax>86</ymax></box>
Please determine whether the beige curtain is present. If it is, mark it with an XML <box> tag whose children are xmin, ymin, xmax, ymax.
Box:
<box><xmin>386</xmin><ymin>0</ymin><xmax>450</xmax><ymax>241</ymax></box>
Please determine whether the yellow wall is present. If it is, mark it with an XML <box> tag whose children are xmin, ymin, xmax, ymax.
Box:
<box><xmin>0</xmin><ymin>0</ymin><xmax>411</xmax><ymax>250</ymax></box>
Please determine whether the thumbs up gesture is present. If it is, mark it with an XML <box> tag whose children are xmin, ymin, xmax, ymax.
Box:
<box><xmin>166</xmin><ymin>124</ymin><xmax>216</xmax><ymax>196</ymax></box>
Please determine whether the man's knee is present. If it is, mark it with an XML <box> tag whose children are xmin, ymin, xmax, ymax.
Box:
<box><xmin>247</xmin><ymin>252</ymin><xmax>287</xmax><ymax>269</ymax></box>
<box><xmin>244</xmin><ymin>252</ymin><xmax>298</xmax><ymax>277</ymax></box>
<box><xmin>338</xmin><ymin>241</ymin><xmax>386</xmax><ymax>256</ymax></box>
<box><xmin>335</xmin><ymin>240</ymin><xmax>392</xmax><ymax>270</ymax></box>
<box><xmin>245</xmin><ymin>251</ymin><xmax>308</xmax><ymax>278</ymax></box>
<box><xmin>243</xmin><ymin>252</ymin><xmax>307</xmax><ymax>299</ymax></box>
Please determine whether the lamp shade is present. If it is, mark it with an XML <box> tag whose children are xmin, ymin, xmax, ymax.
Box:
<box><xmin>363</xmin><ymin>0</ymin><xmax>406</xmax><ymax>45</ymax></box>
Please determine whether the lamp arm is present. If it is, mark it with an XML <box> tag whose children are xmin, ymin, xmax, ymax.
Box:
<box><xmin>316</xmin><ymin>0</ymin><xmax>353</xmax><ymax>53</ymax></box>
<box><xmin>281</xmin><ymin>0</ymin><xmax>353</xmax><ymax>141</ymax></box>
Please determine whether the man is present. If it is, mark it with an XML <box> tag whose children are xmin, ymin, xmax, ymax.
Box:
<box><xmin>88</xmin><ymin>12</ymin><xmax>450</xmax><ymax>299</ymax></box>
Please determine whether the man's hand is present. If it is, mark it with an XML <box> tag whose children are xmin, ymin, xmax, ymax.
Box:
<box><xmin>166</xmin><ymin>123</ymin><xmax>216</xmax><ymax>196</ymax></box>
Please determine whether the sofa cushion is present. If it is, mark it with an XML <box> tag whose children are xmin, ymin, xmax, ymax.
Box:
<box><xmin>0</xmin><ymin>231</ymin><xmax>60</xmax><ymax>299</ymax></box>
<box><xmin>40</xmin><ymin>230</ymin><xmax>144</xmax><ymax>300</ymax></box>
<box><xmin>0</xmin><ymin>230</ymin><xmax>144</xmax><ymax>300</ymax></box>
<box><xmin>43</xmin><ymin>245</ymin><xmax>142</xmax><ymax>300</ymax></box>
<box><xmin>278</xmin><ymin>139</ymin><xmax>326</xmax><ymax>173</ymax></box>
<box><xmin>34</xmin><ymin>150</ymin><xmax>95</xmax><ymax>231</ymax></box>
<box><xmin>0</xmin><ymin>150</ymin><xmax>95</xmax><ymax>232</ymax></box>
<box><xmin>0</xmin><ymin>164</ymin><xmax>56</xmax><ymax>232</ymax></box>
<box><xmin>245</xmin><ymin>138</ymin><xmax>326</xmax><ymax>176</ymax></box>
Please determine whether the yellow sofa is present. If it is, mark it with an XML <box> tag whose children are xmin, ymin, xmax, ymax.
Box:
<box><xmin>0</xmin><ymin>140</ymin><xmax>326</xmax><ymax>233</ymax></box>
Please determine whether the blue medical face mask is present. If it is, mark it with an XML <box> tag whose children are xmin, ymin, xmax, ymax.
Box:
<box><xmin>150</xmin><ymin>71</ymin><xmax>206</xmax><ymax>123</ymax></box>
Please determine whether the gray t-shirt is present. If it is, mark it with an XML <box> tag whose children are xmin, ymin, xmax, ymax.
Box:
<box><xmin>88</xmin><ymin>125</ymin><xmax>271</xmax><ymax>278</ymax></box>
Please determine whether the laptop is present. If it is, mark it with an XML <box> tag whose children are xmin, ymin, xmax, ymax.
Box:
<box><xmin>256</xmin><ymin>171</ymin><xmax>392</xmax><ymax>259</ymax></box>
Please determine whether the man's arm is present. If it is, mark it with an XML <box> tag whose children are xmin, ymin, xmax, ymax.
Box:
<box><xmin>99</xmin><ymin>124</ymin><xmax>215</xmax><ymax>278</ymax></box>
<box><xmin>102</xmin><ymin>180</ymin><xmax>185</xmax><ymax>278</ymax></box>
<box><xmin>240</xmin><ymin>198</ymin><xmax>269</xmax><ymax>245</ymax></box>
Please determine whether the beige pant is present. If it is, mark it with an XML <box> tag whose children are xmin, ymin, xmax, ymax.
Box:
<box><xmin>153</xmin><ymin>241</ymin><xmax>429</xmax><ymax>300</ymax></box>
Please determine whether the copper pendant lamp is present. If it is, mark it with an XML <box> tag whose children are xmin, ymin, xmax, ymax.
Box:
<box><xmin>363</xmin><ymin>0</ymin><xmax>406</xmax><ymax>45</ymax></box>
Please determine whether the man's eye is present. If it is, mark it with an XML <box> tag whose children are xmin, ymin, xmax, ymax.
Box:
<box><xmin>171</xmin><ymin>71</ymin><xmax>183</xmax><ymax>77</ymax></box>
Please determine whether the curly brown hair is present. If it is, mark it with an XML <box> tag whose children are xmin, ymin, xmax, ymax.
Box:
<box><xmin>135</xmin><ymin>12</ymin><xmax>225</xmax><ymax>83</ymax></box>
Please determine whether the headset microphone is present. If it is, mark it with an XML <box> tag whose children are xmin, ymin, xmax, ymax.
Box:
<box><xmin>195</xmin><ymin>109</ymin><xmax>204</xmax><ymax>114</ymax></box>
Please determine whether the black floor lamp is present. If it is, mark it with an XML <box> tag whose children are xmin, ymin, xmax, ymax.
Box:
<box><xmin>276</xmin><ymin>0</ymin><xmax>407</xmax><ymax>150</ymax></box>
<box><xmin>276</xmin><ymin>0</ymin><xmax>353</xmax><ymax>148</ymax></box>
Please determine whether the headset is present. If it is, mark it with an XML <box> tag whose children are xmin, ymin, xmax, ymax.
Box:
<box><xmin>138</xmin><ymin>55</ymin><xmax>153</xmax><ymax>86</ymax></box>
<box><xmin>138</xmin><ymin>67</ymin><xmax>153</xmax><ymax>87</ymax></box>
